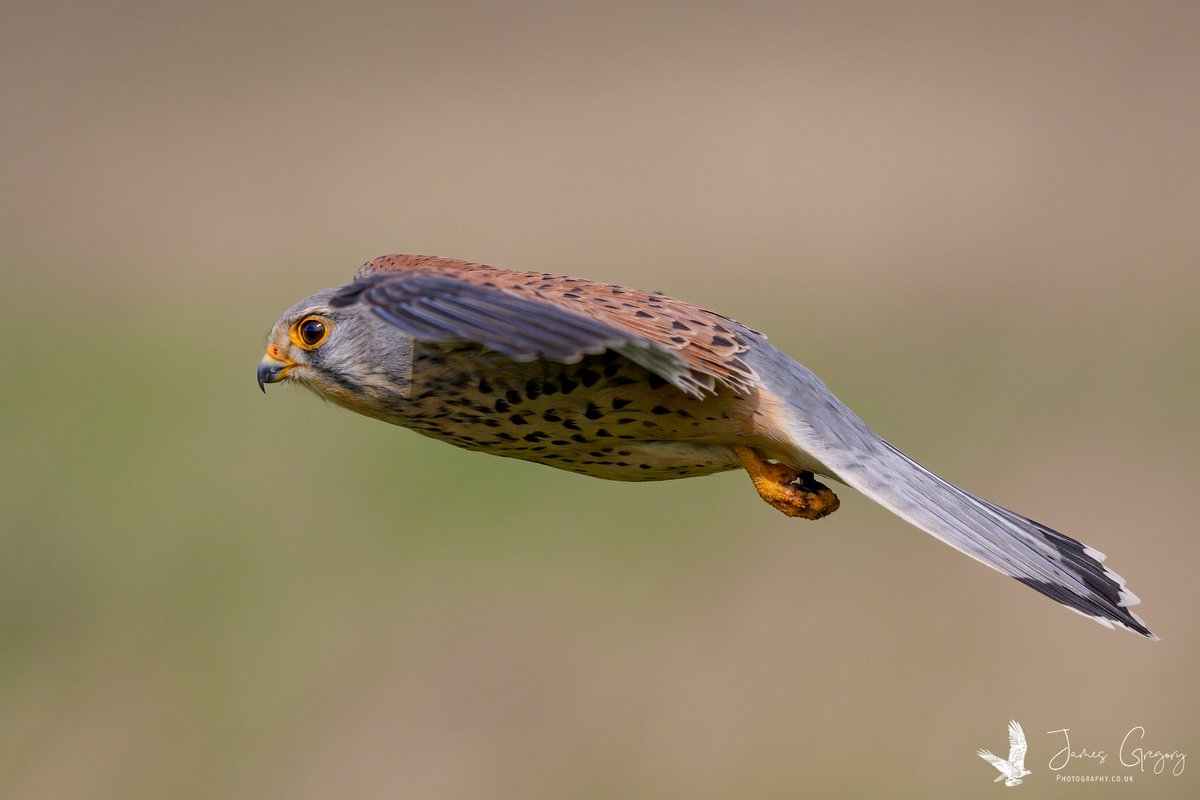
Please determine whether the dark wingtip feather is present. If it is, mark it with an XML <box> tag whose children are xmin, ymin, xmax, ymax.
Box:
<box><xmin>1015</xmin><ymin>576</ymin><xmax>1155</xmax><ymax>638</ymax></box>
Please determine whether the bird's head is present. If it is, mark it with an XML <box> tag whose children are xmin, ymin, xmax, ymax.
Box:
<box><xmin>258</xmin><ymin>286</ymin><xmax>414</xmax><ymax>413</ymax></box>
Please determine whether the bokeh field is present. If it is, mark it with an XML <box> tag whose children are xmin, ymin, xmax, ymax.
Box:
<box><xmin>2</xmin><ymin>3</ymin><xmax>1198</xmax><ymax>798</ymax></box>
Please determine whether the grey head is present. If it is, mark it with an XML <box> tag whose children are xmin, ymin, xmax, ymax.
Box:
<box><xmin>257</xmin><ymin>285</ymin><xmax>415</xmax><ymax>413</ymax></box>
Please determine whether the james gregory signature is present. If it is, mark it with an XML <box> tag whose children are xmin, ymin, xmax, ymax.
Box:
<box><xmin>1047</xmin><ymin>727</ymin><xmax>1186</xmax><ymax>776</ymax></box>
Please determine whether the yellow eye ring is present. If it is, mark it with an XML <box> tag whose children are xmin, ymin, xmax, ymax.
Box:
<box><xmin>290</xmin><ymin>315</ymin><xmax>332</xmax><ymax>350</ymax></box>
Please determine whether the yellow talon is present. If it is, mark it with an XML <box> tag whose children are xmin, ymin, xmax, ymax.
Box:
<box><xmin>733</xmin><ymin>446</ymin><xmax>840</xmax><ymax>520</ymax></box>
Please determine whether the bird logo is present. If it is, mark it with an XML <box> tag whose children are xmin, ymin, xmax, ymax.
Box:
<box><xmin>977</xmin><ymin>720</ymin><xmax>1031</xmax><ymax>787</ymax></box>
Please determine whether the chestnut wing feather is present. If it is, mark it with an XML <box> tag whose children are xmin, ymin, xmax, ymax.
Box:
<box><xmin>332</xmin><ymin>273</ymin><xmax>722</xmax><ymax>393</ymax></box>
<box><xmin>352</xmin><ymin>255</ymin><xmax>761</xmax><ymax>396</ymax></box>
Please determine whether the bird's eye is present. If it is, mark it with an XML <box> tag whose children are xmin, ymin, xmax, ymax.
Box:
<box><xmin>292</xmin><ymin>316</ymin><xmax>331</xmax><ymax>349</ymax></box>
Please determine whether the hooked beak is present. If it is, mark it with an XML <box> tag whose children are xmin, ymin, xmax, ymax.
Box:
<box><xmin>257</xmin><ymin>345</ymin><xmax>295</xmax><ymax>392</ymax></box>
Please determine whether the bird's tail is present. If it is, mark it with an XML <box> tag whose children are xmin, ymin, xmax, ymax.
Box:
<box><xmin>764</xmin><ymin>354</ymin><xmax>1156</xmax><ymax>638</ymax></box>
<box><xmin>841</xmin><ymin>437</ymin><xmax>1154</xmax><ymax>637</ymax></box>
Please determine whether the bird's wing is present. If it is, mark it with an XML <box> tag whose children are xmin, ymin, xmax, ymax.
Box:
<box><xmin>976</xmin><ymin>749</ymin><xmax>1012</xmax><ymax>776</ymax></box>
<box><xmin>1008</xmin><ymin>720</ymin><xmax>1028</xmax><ymax>769</ymax></box>
<box><xmin>349</xmin><ymin>254</ymin><xmax>760</xmax><ymax>397</ymax></box>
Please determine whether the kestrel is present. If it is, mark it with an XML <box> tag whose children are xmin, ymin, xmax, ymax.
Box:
<box><xmin>259</xmin><ymin>254</ymin><xmax>1154</xmax><ymax>637</ymax></box>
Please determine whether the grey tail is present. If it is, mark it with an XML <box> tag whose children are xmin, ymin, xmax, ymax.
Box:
<box><xmin>833</xmin><ymin>437</ymin><xmax>1156</xmax><ymax>638</ymax></box>
<box><xmin>835</xmin><ymin>434</ymin><xmax>1152</xmax><ymax>642</ymax></box>
<box><xmin>765</xmin><ymin>351</ymin><xmax>1156</xmax><ymax>638</ymax></box>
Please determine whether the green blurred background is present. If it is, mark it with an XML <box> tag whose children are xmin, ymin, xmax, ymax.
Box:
<box><xmin>2</xmin><ymin>2</ymin><xmax>1197</xmax><ymax>797</ymax></box>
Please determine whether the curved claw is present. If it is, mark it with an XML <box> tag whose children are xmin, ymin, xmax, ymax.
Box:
<box><xmin>733</xmin><ymin>446</ymin><xmax>840</xmax><ymax>520</ymax></box>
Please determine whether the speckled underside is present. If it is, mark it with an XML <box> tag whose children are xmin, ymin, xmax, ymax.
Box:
<box><xmin>356</xmin><ymin>342</ymin><xmax>752</xmax><ymax>481</ymax></box>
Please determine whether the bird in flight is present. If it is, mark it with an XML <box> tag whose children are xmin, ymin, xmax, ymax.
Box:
<box><xmin>258</xmin><ymin>254</ymin><xmax>1154</xmax><ymax>637</ymax></box>
<box><xmin>977</xmin><ymin>720</ymin><xmax>1032</xmax><ymax>787</ymax></box>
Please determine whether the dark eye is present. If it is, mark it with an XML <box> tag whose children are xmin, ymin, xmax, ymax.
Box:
<box><xmin>295</xmin><ymin>316</ymin><xmax>331</xmax><ymax>348</ymax></box>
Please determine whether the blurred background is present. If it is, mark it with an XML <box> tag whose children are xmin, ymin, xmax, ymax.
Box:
<box><xmin>2</xmin><ymin>1</ymin><xmax>1197</xmax><ymax>797</ymax></box>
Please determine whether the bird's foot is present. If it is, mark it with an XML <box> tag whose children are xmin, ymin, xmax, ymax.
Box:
<box><xmin>733</xmin><ymin>446</ymin><xmax>840</xmax><ymax>520</ymax></box>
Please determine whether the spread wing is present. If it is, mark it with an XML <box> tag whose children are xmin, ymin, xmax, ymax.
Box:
<box><xmin>341</xmin><ymin>254</ymin><xmax>762</xmax><ymax>397</ymax></box>
<box><xmin>331</xmin><ymin>273</ymin><xmax>633</xmax><ymax>364</ymax></box>
<box><xmin>976</xmin><ymin>749</ymin><xmax>1012</xmax><ymax>776</ymax></box>
<box><xmin>1007</xmin><ymin>720</ymin><xmax>1028</xmax><ymax>769</ymax></box>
